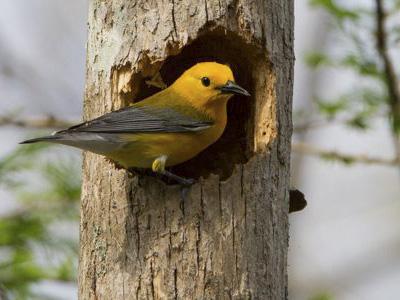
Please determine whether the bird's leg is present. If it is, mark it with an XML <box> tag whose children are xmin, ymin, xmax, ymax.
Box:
<box><xmin>162</xmin><ymin>170</ymin><xmax>195</xmax><ymax>186</ymax></box>
<box><xmin>152</xmin><ymin>155</ymin><xmax>195</xmax><ymax>186</ymax></box>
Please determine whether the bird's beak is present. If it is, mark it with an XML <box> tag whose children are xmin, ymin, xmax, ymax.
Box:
<box><xmin>219</xmin><ymin>80</ymin><xmax>251</xmax><ymax>97</ymax></box>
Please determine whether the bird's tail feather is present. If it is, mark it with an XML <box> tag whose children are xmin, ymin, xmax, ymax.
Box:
<box><xmin>19</xmin><ymin>135</ymin><xmax>60</xmax><ymax>144</ymax></box>
<box><xmin>20</xmin><ymin>133</ymin><xmax>123</xmax><ymax>154</ymax></box>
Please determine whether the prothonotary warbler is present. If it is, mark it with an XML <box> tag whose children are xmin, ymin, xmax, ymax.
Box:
<box><xmin>20</xmin><ymin>62</ymin><xmax>250</xmax><ymax>185</ymax></box>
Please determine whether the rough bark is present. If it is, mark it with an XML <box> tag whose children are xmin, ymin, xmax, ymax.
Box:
<box><xmin>79</xmin><ymin>0</ymin><xmax>294</xmax><ymax>299</ymax></box>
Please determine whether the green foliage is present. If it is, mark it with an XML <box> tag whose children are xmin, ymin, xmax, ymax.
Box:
<box><xmin>0</xmin><ymin>214</ymin><xmax>45</xmax><ymax>247</ymax></box>
<box><xmin>303</xmin><ymin>1</ymin><xmax>400</xmax><ymax>138</ymax></box>
<box><xmin>310</xmin><ymin>292</ymin><xmax>334</xmax><ymax>300</ymax></box>
<box><xmin>310</xmin><ymin>0</ymin><xmax>359</xmax><ymax>22</ymax></box>
<box><xmin>54</xmin><ymin>256</ymin><xmax>76</xmax><ymax>282</ymax></box>
<box><xmin>315</xmin><ymin>97</ymin><xmax>348</xmax><ymax>119</ymax></box>
<box><xmin>340</xmin><ymin>55</ymin><xmax>382</xmax><ymax>79</ymax></box>
<box><xmin>0</xmin><ymin>144</ymin><xmax>81</xmax><ymax>299</ymax></box>
<box><xmin>305</xmin><ymin>52</ymin><xmax>332</xmax><ymax>68</ymax></box>
<box><xmin>0</xmin><ymin>144</ymin><xmax>47</xmax><ymax>188</ymax></box>
<box><xmin>320</xmin><ymin>151</ymin><xmax>355</xmax><ymax>165</ymax></box>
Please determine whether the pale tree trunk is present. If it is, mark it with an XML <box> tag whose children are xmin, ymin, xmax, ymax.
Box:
<box><xmin>79</xmin><ymin>0</ymin><xmax>294</xmax><ymax>299</ymax></box>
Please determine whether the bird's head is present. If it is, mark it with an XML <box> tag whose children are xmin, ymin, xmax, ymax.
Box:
<box><xmin>171</xmin><ymin>62</ymin><xmax>250</xmax><ymax>108</ymax></box>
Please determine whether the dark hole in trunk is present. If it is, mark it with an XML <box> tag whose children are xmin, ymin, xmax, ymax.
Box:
<box><xmin>129</xmin><ymin>28</ymin><xmax>262</xmax><ymax>181</ymax></box>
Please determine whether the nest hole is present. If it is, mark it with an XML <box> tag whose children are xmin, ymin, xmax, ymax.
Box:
<box><xmin>128</xmin><ymin>29</ymin><xmax>266</xmax><ymax>181</ymax></box>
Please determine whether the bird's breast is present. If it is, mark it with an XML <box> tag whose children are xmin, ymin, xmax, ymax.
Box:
<box><xmin>149</xmin><ymin>122</ymin><xmax>226</xmax><ymax>167</ymax></box>
<box><xmin>111</xmin><ymin>121</ymin><xmax>226</xmax><ymax>169</ymax></box>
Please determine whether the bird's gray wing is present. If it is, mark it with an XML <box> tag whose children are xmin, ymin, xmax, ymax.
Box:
<box><xmin>59</xmin><ymin>105</ymin><xmax>213</xmax><ymax>134</ymax></box>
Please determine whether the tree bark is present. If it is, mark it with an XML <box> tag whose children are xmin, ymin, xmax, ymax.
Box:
<box><xmin>79</xmin><ymin>0</ymin><xmax>294</xmax><ymax>299</ymax></box>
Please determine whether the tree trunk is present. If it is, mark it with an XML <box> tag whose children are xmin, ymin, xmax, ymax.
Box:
<box><xmin>79</xmin><ymin>0</ymin><xmax>294</xmax><ymax>299</ymax></box>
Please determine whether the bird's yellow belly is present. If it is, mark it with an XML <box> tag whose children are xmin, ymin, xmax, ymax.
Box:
<box><xmin>108</xmin><ymin>128</ymin><xmax>223</xmax><ymax>169</ymax></box>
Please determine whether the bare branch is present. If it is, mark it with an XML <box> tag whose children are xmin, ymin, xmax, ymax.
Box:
<box><xmin>292</xmin><ymin>142</ymin><xmax>400</xmax><ymax>166</ymax></box>
<box><xmin>375</xmin><ymin>0</ymin><xmax>400</xmax><ymax>107</ymax></box>
<box><xmin>293</xmin><ymin>119</ymin><xmax>330</xmax><ymax>133</ymax></box>
<box><xmin>375</xmin><ymin>0</ymin><xmax>400</xmax><ymax>157</ymax></box>
<box><xmin>294</xmin><ymin>116</ymin><xmax>362</xmax><ymax>133</ymax></box>
<box><xmin>0</xmin><ymin>115</ymin><xmax>75</xmax><ymax>130</ymax></box>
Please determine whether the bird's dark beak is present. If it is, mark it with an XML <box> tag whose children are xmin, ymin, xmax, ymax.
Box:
<box><xmin>219</xmin><ymin>80</ymin><xmax>251</xmax><ymax>97</ymax></box>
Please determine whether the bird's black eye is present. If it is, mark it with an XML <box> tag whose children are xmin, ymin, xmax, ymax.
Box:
<box><xmin>201</xmin><ymin>77</ymin><xmax>210</xmax><ymax>87</ymax></box>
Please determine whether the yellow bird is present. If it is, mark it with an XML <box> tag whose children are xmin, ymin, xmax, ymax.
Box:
<box><xmin>20</xmin><ymin>62</ymin><xmax>250</xmax><ymax>185</ymax></box>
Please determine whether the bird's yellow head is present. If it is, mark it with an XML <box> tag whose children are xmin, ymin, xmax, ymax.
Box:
<box><xmin>171</xmin><ymin>62</ymin><xmax>250</xmax><ymax>109</ymax></box>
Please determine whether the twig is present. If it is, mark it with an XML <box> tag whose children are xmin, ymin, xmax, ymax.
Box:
<box><xmin>294</xmin><ymin>110</ymin><xmax>389</xmax><ymax>134</ymax></box>
<box><xmin>292</xmin><ymin>142</ymin><xmax>400</xmax><ymax>167</ymax></box>
<box><xmin>294</xmin><ymin>116</ymin><xmax>359</xmax><ymax>133</ymax></box>
<box><xmin>375</xmin><ymin>0</ymin><xmax>400</xmax><ymax>106</ymax></box>
<box><xmin>375</xmin><ymin>0</ymin><xmax>400</xmax><ymax>157</ymax></box>
<box><xmin>293</xmin><ymin>119</ymin><xmax>331</xmax><ymax>133</ymax></box>
<box><xmin>0</xmin><ymin>115</ymin><xmax>74</xmax><ymax>129</ymax></box>
<box><xmin>0</xmin><ymin>285</ymin><xmax>7</xmax><ymax>300</ymax></box>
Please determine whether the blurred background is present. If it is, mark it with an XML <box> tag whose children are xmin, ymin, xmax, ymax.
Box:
<box><xmin>0</xmin><ymin>0</ymin><xmax>399</xmax><ymax>299</ymax></box>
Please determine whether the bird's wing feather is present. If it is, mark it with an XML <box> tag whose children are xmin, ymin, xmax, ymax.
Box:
<box><xmin>59</xmin><ymin>105</ymin><xmax>213</xmax><ymax>134</ymax></box>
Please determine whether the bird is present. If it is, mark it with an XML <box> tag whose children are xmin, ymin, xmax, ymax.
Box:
<box><xmin>20</xmin><ymin>62</ymin><xmax>250</xmax><ymax>185</ymax></box>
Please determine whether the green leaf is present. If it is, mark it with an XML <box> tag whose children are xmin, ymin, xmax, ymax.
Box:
<box><xmin>310</xmin><ymin>292</ymin><xmax>334</xmax><ymax>300</ymax></box>
<box><xmin>322</xmin><ymin>151</ymin><xmax>355</xmax><ymax>164</ymax></box>
<box><xmin>53</xmin><ymin>256</ymin><xmax>76</xmax><ymax>282</ymax></box>
<box><xmin>0</xmin><ymin>145</ymin><xmax>80</xmax><ymax>298</ymax></box>
<box><xmin>40</xmin><ymin>160</ymin><xmax>81</xmax><ymax>203</ymax></box>
<box><xmin>340</xmin><ymin>55</ymin><xmax>382</xmax><ymax>78</ymax></box>
<box><xmin>0</xmin><ymin>248</ymin><xmax>46</xmax><ymax>289</ymax></box>
<box><xmin>392</xmin><ymin>115</ymin><xmax>400</xmax><ymax>134</ymax></box>
<box><xmin>0</xmin><ymin>214</ymin><xmax>46</xmax><ymax>247</ymax></box>
<box><xmin>316</xmin><ymin>97</ymin><xmax>348</xmax><ymax>119</ymax></box>
<box><xmin>310</xmin><ymin>0</ymin><xmax>359</xmax><ymax>21</ymax></box>
<box><xmin>305</xmin><ymin>52</ymin><xmax>331</xmax><ymax>68</ymax></box>
<box><xmin>360</xmin><ymin>89</ymin><xmax>384</xmax><ymax>107</ymax></box>
<box><xmin>346</xmin><ymin>113</ymin><xmax>369</xmax><ymax>130</ymax></box>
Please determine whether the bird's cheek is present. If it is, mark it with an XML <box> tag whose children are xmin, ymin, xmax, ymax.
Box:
<box><xmin>209</xmin><ymin>94</ymin><xmax>226</xmax><ymax>103</ymax></box>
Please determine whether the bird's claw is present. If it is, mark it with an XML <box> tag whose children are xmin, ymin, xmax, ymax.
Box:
<box><xmin>180</xmin><ymin>185</ymin><xmax>191</xmax><ymax>203</ymax></box>
<box><xmin>181</xmin><ymin>177</ymin><xmax>195</xmax><ymax>186</ymax></box>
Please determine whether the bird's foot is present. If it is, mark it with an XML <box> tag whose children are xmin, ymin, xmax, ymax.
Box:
<box><xmin>161</xmin><ymin>169</ymin><xmax>195</xmax><ymax>186</ymax></box>
<box><xmin>152</xmin><ymin>155</ymin><xmax>195</xmax><ymax>186</ymax></box>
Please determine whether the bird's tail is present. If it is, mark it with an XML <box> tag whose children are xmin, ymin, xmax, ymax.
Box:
<box><xmin>19</xmin><ymin>135</ymin><xmax>61</xmax><ymax>144</ymax></box>
<box><xmin>19</xmin><ymin>133</ymin><xmax>121</xmax><ymax>155</ymax></box>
